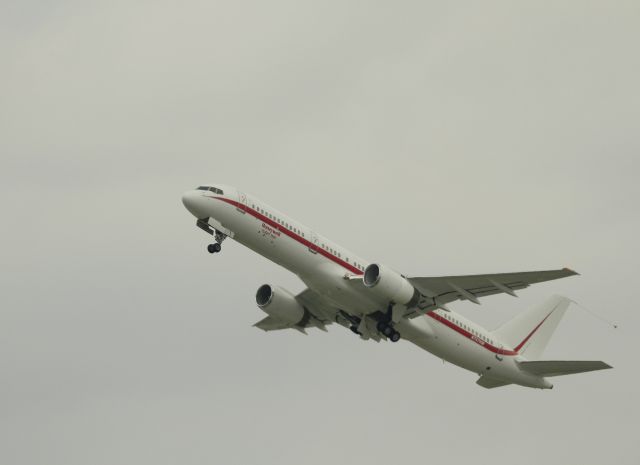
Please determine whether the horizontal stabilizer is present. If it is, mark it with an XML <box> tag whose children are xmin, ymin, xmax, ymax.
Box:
<box><xmin>518</xmin><ymin>360</ymin><xmax>612</xmax><ymax>377</ymax></box>
<box><xmin>476</xmin><ymin>376</ymin><xmax>513</xmax><ymax>389</ymax></box>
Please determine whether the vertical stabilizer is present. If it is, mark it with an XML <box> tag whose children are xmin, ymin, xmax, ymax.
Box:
<box><xmin>492</xmin><ymin>295</ymin><xmax>571</xmax><ymax>359</ymax></box>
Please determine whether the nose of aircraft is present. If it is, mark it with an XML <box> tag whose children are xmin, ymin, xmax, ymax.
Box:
<box><xmin>182</xmin><ymin>190</ymin><xmax>207</xmax><ymax>218</ymax></box>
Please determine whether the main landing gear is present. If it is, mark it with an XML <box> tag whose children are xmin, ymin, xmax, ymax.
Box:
<box><xmin>207</xmin><ymin>230</ymin><xmax>227</xmax><ymax>254</ymax></box>
<box><xmin>377</xmin><ymin>303</ymin><xmax>401</xmax><ymax>342</ymax></box>
<box><xmin>376</xmin><ymin>320</ymin><xmax>401</xmax><ymax>342</ymax></box>
<box><xmin>339</xmin><ymin>307</ymin><xmax>402</xmax><ymax>342</ymax></box>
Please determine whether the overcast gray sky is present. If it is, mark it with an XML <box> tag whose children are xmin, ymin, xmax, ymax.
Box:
<box><xmin>1</xmin><ymin>1</ymin><xmax>639</xmax><ymax>464</ymax></box>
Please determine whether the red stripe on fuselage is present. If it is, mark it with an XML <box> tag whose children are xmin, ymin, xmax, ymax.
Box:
<box><xmin>208</xmin><ymin>196</ymin><xmax>362</xmax><ymax>275</ymax></box>
<box><xmin>208</xmin><ymin>195</ymin><xmax>521</xmax><ymax>356</ymax></box>
<box><xmin>426</xmin><ymin>312</ymin><xmax>519</xmax><ymax>356</ymax></box>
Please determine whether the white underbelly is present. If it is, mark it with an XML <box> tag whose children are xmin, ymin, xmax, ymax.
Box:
<box><xmin>400</xmin><ymin>316</ymin><xmax>500</xmax><ymax>375</ymax></box>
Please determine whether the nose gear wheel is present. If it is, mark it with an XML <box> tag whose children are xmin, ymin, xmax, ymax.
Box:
<box><xmin>207</xmin><ymin>229</ymin><xmax>227</xmax><ymax>254</ymax></box>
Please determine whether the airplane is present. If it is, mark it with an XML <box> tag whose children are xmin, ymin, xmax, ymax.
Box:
<box><xmin>182</xmin><ymin>184</ymin><xmax>612</xmax><ymax>389</ymax></box>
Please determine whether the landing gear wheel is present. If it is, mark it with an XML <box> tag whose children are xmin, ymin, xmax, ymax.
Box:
<box><xmin>390</xmin><ymin>331</ymin><xmax>401</xmax><ymax>343</ymax></box>
<box><xmin>382</xmin><ymin>325</ymin><xmax>394</xmax><ymax>338</ymax></box>
<box><xmin>350</xmin><ymin>325</ymin><xmax>361</xmax><ymax>335</ymax></box>
<box><xmin>376</xmin><ymin>321</ymin><xmax>387</xmax><ymax>333</ymax></box>
<box><xmin>207</xmin><ymin>243</ymin><xmax>221</xmax><ymax>254</ymax></box>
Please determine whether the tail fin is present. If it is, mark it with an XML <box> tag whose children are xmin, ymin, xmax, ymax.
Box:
<box><xmin>492</xmin><ymin>295</ymin><xmax>571</xmax><ymax>359</ymax></box>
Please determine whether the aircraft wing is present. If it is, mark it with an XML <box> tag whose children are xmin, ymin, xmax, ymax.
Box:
<box><xmin>407</xmin><ymin>268</ymin><xmax>578</xmax><ymax>311</ymax></box>
<box><xmin>253</xmin><ymin>315</ymin><xmax>293</xmax><ymax>332</ymax></box>
<box><xmin>295</xmin><ymin>288</ymin><xmax>341</xmax><ymax>323</ymax></box>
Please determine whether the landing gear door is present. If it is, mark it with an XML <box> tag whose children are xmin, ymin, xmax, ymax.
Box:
<box><xmin>237</xmin><ymin>191</ymin><xmax>248</xmax><ymax>213</ymax></box>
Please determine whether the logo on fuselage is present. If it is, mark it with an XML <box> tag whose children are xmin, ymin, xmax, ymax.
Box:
<box><xmin>261</xmin><ymin>223</ymin><xmax>281</xmax><ymax>240</ymax></box>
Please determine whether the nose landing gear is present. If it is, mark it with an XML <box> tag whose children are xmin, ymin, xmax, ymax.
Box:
<box><xmin>207</xmin><ymin>230</ymin><xmax>227</xmax><ymax>254</ymax></box>
<box><xmin>207</xmin><ymin>243</ymin><xmax>222</xmax><ymax>253</ymax></box>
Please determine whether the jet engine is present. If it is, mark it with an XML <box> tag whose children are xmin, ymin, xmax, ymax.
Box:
<box><xmin>363</xmin><ymin>263</ymin><xmax>418</xmax><ymax>305</ymax></box>
<box><xmin>255</xmin><ymin>284</ymin><xmax>306</xmax><ymax>325</ymax></box>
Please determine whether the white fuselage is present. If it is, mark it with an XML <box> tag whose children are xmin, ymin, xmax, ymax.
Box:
<box><xmin>182</xmin><ymin>185</ymin><xmax>552</xmax><ymax>389</ymax></box>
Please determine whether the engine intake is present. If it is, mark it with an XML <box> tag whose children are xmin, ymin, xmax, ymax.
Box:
<box><xmin>256</xmin><ymin>284</ymin><xmax>306</xmax><ymax>325</ymax></box>
<box><xmin>363</xmin><ymin>263</ymin><xmax>417</xmax><ymax>305</ymax></box>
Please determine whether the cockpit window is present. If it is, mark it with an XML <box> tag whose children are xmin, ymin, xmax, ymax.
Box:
<box><xmin>196</xmin><ymin>186</ymin><xmax>224</xmax><ymax>195</ymax></box>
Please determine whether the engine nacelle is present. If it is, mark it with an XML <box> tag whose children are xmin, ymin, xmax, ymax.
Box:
<box><xmin>255</xmin><ymin>284</ymin><xmax>306</xmax><ymax>325</ymax></box>
<box><xmin>363</xmin><ymin>263</ymin><xmax>417</xmax><ymax>305</ymax></box>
